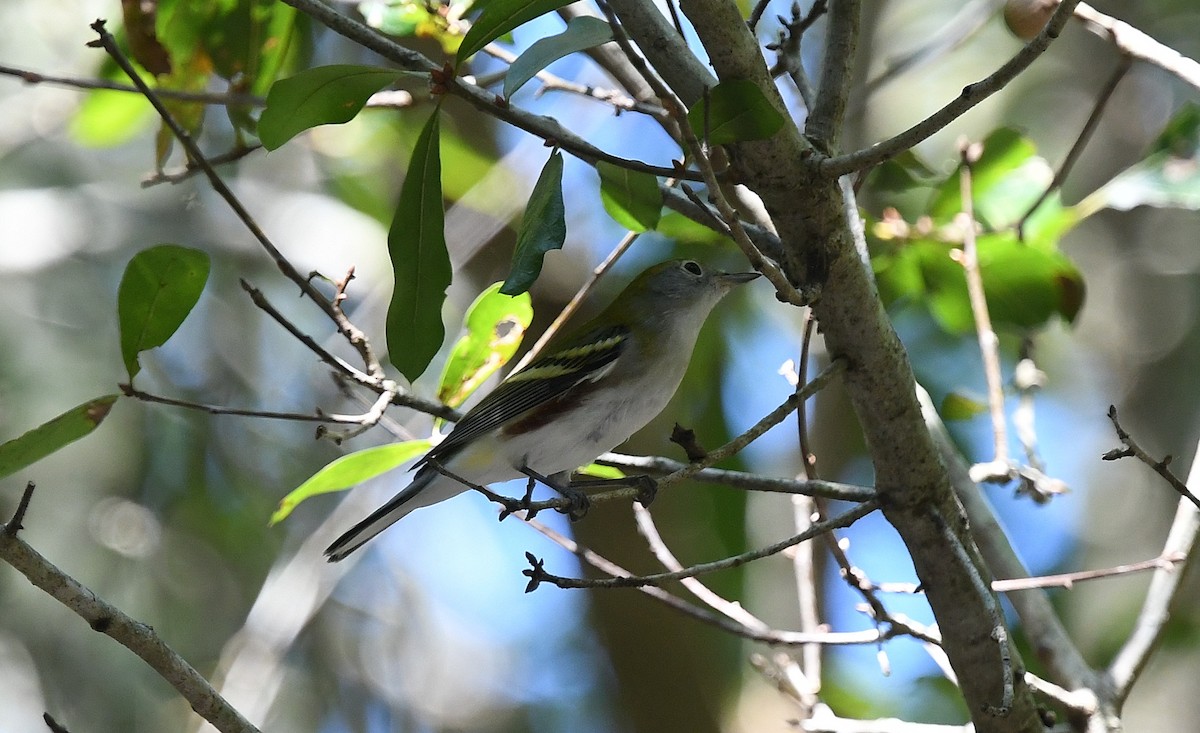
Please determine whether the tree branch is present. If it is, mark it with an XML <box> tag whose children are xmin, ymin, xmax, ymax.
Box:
<box><xmin>0</xmin><ymin>494</ymin><xmax>258</xmax><ymax>733</ymax></box>
<box><xmin>806</xmin><ymin>0</ymin><xmax>859</xmax><ymax>149</ymax></box>
<box><xmin>819</xmin><ymin>0</ymin><xmax>1083</xmax><ymax>178</ymax></box>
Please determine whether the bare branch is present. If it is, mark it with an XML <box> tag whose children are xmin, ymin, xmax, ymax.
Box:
<box><xmin>524</xmin><ymin>499</ymin><xmax>877</xmax><ymax>589</ymax></box>
<box><xmin>1017</xmin><ymin>56</ymin><xmax>1130</xmax><ymax>236</ymax></box>
<box><xmin>1073</xmin><ymin>2</ymin><xmax>1200</xmax><ymax>92</ymax></box>
<box><xmin>806</xmin><ymin>0</ymin><xmax>859</xmax><ymax>149</ymax></box>
<box><xmin>1104</xmin><ymin>405</ymin><xmax>1200</xmax><ymax>510</ymax></box>
<box><xmin>819</xmin><ymin>0</ymin><xmax>1083</xmax><ymax>178</ymax></box>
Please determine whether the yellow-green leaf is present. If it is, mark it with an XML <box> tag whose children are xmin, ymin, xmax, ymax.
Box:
<box><xmin>437</xmin><ymin>283</ymin><xmax>533</xmax><ymax>408</ymax></box>
<box><xmin>270</xmin><ymin>440</ymin><xmax>433</xmax><ymax>524</ymax></box>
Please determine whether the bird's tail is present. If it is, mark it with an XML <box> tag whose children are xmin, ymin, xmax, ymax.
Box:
<box><xmin>324</xmin><ymin>465</ymin><xmax>464</xmax><ymax>561</ymax></box>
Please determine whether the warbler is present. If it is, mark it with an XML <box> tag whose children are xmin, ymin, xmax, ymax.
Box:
<box><xmin>325</xmin><ymin>259</ymin><xmax>759</xmax><ymax>560</ymax></box>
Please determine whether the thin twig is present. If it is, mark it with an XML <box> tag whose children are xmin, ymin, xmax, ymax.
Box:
<box><xmin>992</xmin><ymin>552</ymin><xmax>1187</xmax><ymax>592</ymax></box>
<box><xmin>1017</xmin><ymin>56</ymin><xmax>1131</xmax><ymax>237</ymax></box>
<box><xmin>597</xmin><ymin>453</ymin><xmax>875</xmax><ymax>500</ymax></box>
<box><xmin>141</xmin><ymin>144</ymin><xmax>263</xmax><ymax>187</ymax></box>
<box><xmin>652</xmin><ymin>359</ymin><xmax>847</xmax><ymax>493</ymax></box>
<box><xmin>633</xmin><ymin>503</ymin><xmax>769</xmax><ymax>629</ymax></box>
<box><xmin>819</xmin><ymin>0</ymin><xmax>1082</xmax><ymax>177</ymax></box>
<box><xmin>511</xmin><ymin>230</ymin><xmax>640</xmax><ymax>373</ymax></box>
<box><xmin>4</xmin><ymin>482</ymin><xmax>36</xmax><ymax>537</ymax></box>
<box><xmin>791</xmin><ymin>312</ymin><xmax>824</xmax><ymax>700</ymax></box>
<box><xmin>524</xmin><ymin>514</ymin><xmax>894</xmax><ymax>646</ymax></box>
<box><xmin>119</xmin><ymin>384</ymin><xmax>386</xmax><ymax>426</ymax></box>
<box><xmin>954</xmin><ymin>143</ymin><xmax>1010</xmax><ymax>483</ymax></box>
<box><xmin>0</xmin><ymin>63</ymin><xmax>262</xmax><ymax>105</ymax></box>
<box><xmin>1073</xmin><ymin>2</ymin><xmax>1200</xmax><ymax>92</ymax></box>
<box><xmin>525</xmin><ymin>500</ymin><xmax>878</xmax><ymax>590</ymax></box>
<box><xmin>1104</xmin><ymin>405</ymin><xmax>1200</xmax><ymax>510</ymax></box>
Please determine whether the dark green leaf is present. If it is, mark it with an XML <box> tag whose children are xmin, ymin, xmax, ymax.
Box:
<box><xmin>437</xmin><ymin>283</ymin><xmax>533</xmax><ymax>408</ymax></box>
<box><xmin>258</xmin><ymin>65</ymin><xmax>403</xmax><ymax>150</ymax></box>
<box><xmin>686</xmin><ymin>79</ymin><xmax>785</xmax><ymax>145</ymax></box>
<box><xmin>502</xmin><ymin>151</ymin><xmax>567</xmax><ymax>294</ymax></box>
<box><xmin>596</xmin><ymin>161</ymin><xmax>662</xmax><ymax>232</ymax></box>
<box><xmin>457</xmin><ymin>0</ymin><xmax>574</xmax><ymax>63</ymax></box>
<box><xmin>941</xmin><ymin>392</ymin><xmax>988</xmax><ymax>421</ymax></box>
<box><xmin>387</xmin><ymin>110</ymin><xmax>451</xmax><ymax>381</ymax></box>
<box><xmin>0</xmin><ymin>396</ymin><xmax>119</xmax><ymax>479</ymax></box>
<box><xmin>503</xmin><ymin>16</ymin><xmax>612</xmax><ymax>98</ymax></box>
<box><xmin>270</xmin><ymin>440</ymin><xmax>433</xmax><ymax>524</ymax></box>
<box><xmin>118</xmin><ymin>244</ymin><xmax>210</xmax><ymax>379</ymax></box>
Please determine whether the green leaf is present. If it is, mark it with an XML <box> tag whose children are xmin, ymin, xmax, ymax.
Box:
<box><xmin>873</xmin><ymin>235</ymin><xmax>1083</xmax><ymax>334</ymax></box>
<box><xmin>596</xmin><ymin>161</ymin><xmax>662</xmax><ymax>232</ymax></box>
<box><xmin>386</xmin><ymin>110</ymin><xmax>451</xmax><ymax>382</ymax></box>
<box><xmin>258</xmin><ymin>65</ymin><xmax>403</xmax><ymax>150</ymax></box>
<box><xmin>457</xmin><ymin>0</ymin><xmax>575</xmax><ymax>63</ymax></box>
<box><xmin>503</xmin><ymin>16</ymin><xmax>612</xmax><ymax>98</ymax></box>
<box><xmin>655</xmin><ymin>211</ymin><xmax>726</xmax><ymax>245</ymax></box>
<box><xmin>270</xmin><ymin>440</ymin><xmax>433</xmax><ymax>524</ymax></box>
<box><xmin>118</xmin><ymin>244</ymin><xmax>210</xmax><ymax>380</ymax></box>
<box><xmin>0</xmin><ymin>396</ymin><xmax>119</xmax><ymax>479</ymax></box>
<box><xmin>686</xmin><ymin>79</ymin><xmax>785</xmax><ymax>145</ymax></box>
<box><xmin>928</xmin><ymin>129</ymin><xmax>1051</xmax><ymax>228</ymax></box>
<box><xmin>576</xmin><ymin>463</ymin><xmax>625</xmax><ymax>480</ymax></box>
<box><xmin>502</xmin><ymin>151</ymin><xmax>567</xmax><ymax>294</ymax></box>
<box><xmin>437</xmin><ymin>283</ymin><xmax>533</xmax><ymax>408</ymax></box>
<box><xmin>1090</xmin><ymin>103</ymin><xmax>1200</xmax><ymax>213</ymax></box>
<box><xmin>941</xmin><ymin>392</ymin><xmax>988</xmax><ymax>421</ymax></box>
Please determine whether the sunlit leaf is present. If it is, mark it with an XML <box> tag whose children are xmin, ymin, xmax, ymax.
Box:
<box><xmin>576</xmin><ymin>463</ymin><xmax>625</xmax><ymax>480</ymax></box>
<box><xmin>941</xmin><ymin>392</ymin><xmax>988</xmax><ymax>421</ymax></box>
<box><xmin>504</xmin><ymin>16</ymin><xmax>612</xmax><ymax>98</ymax></box>
<box><xmin>386</xmin><ymin>110</ymin><xmax>451</xmax><ymax>381</ymax></box>
<box><xmin>597</xmin><ymin>161</ymin><xmax>662</xmax><ymax>232</ymax></box>
<box><xmin>1090</xmin><ymin>103</ymin><xmax>1200</xmax><ymax>213</ymax></box>
<box><xmin>270</xmin><ymin>440</ymin><xmax>433</xmax><ymax>524</ymax></box>
<box><xmin>258</xmin><ymin>65</ymin><xmax>403</xmax><ymax>149</ymax></box>
<box><xmin>70</xmin><ymin>88</ymin><xmax>156</xmax><ymax>147</ymax></box>
<box><xmin>438</xmin><ymin>283</ymin><xmax>533</xmax><ymax>408</ymax></box>
<box><xmin>503</xmin><ymin>151</ymin><xmax>566</xmax><ymax>294</ymax></box>
<box><xmin>118</xmin><ymin>244</ymin><xmax>210</xmax><ymax>380</ymax></box>
<box><xmin>655</xmin><ymin>211</ymin><xmax>726</xmax><ymax>245</ymax></box>
<box><xmin>457</xmin><ymin>0</ymin><xmax>575</xmax><ymax>63</ymax></box>
<box><xmin>0</xmin><ymin>396</ymin><xmax>119</xmax><ymax>479</ymax></box>
<box><xmin>686</xmin><ymin>79</ymin><xmax>784</xmax><ymax>145</ymax></box>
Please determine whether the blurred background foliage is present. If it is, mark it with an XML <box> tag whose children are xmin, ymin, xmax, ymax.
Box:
<box><xmin>3</xmin><ymin>1</ymin><xmax>1200</xmax><ymax>732</ymax></box>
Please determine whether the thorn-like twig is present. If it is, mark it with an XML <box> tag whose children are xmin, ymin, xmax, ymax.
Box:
<box><xmin>4</xmin><ymin>482</ymin><xmax>36</xmax><ymax>537</ymax></box>
<box><xmin>1105</xmin><ymin>405</ymin><xmax>1200</xmax><ymax>510</ymax></box>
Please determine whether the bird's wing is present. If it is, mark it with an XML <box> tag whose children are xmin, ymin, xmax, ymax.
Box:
<box><xmin>418</xmin><ymin>324</ymin><xmax>630</xmax><ymax>467</ymax></box>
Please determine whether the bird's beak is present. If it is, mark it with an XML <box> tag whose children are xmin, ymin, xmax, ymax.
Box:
<box><xmin>716</xmin><ymin>270</ymin><xmax>761</xmax><ymax>287</ymax></box>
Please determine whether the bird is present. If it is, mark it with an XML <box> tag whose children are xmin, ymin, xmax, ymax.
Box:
<box><xmin>325</xmin><ymin>259</ymin><xmax>759</xmax><ymax>561</ymax></box>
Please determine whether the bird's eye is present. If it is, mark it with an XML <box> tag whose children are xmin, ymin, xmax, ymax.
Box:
<box><xmin>681</xmin><ymin>260</ymin><xmax>703</xmax><ymax>276</ymax></box>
